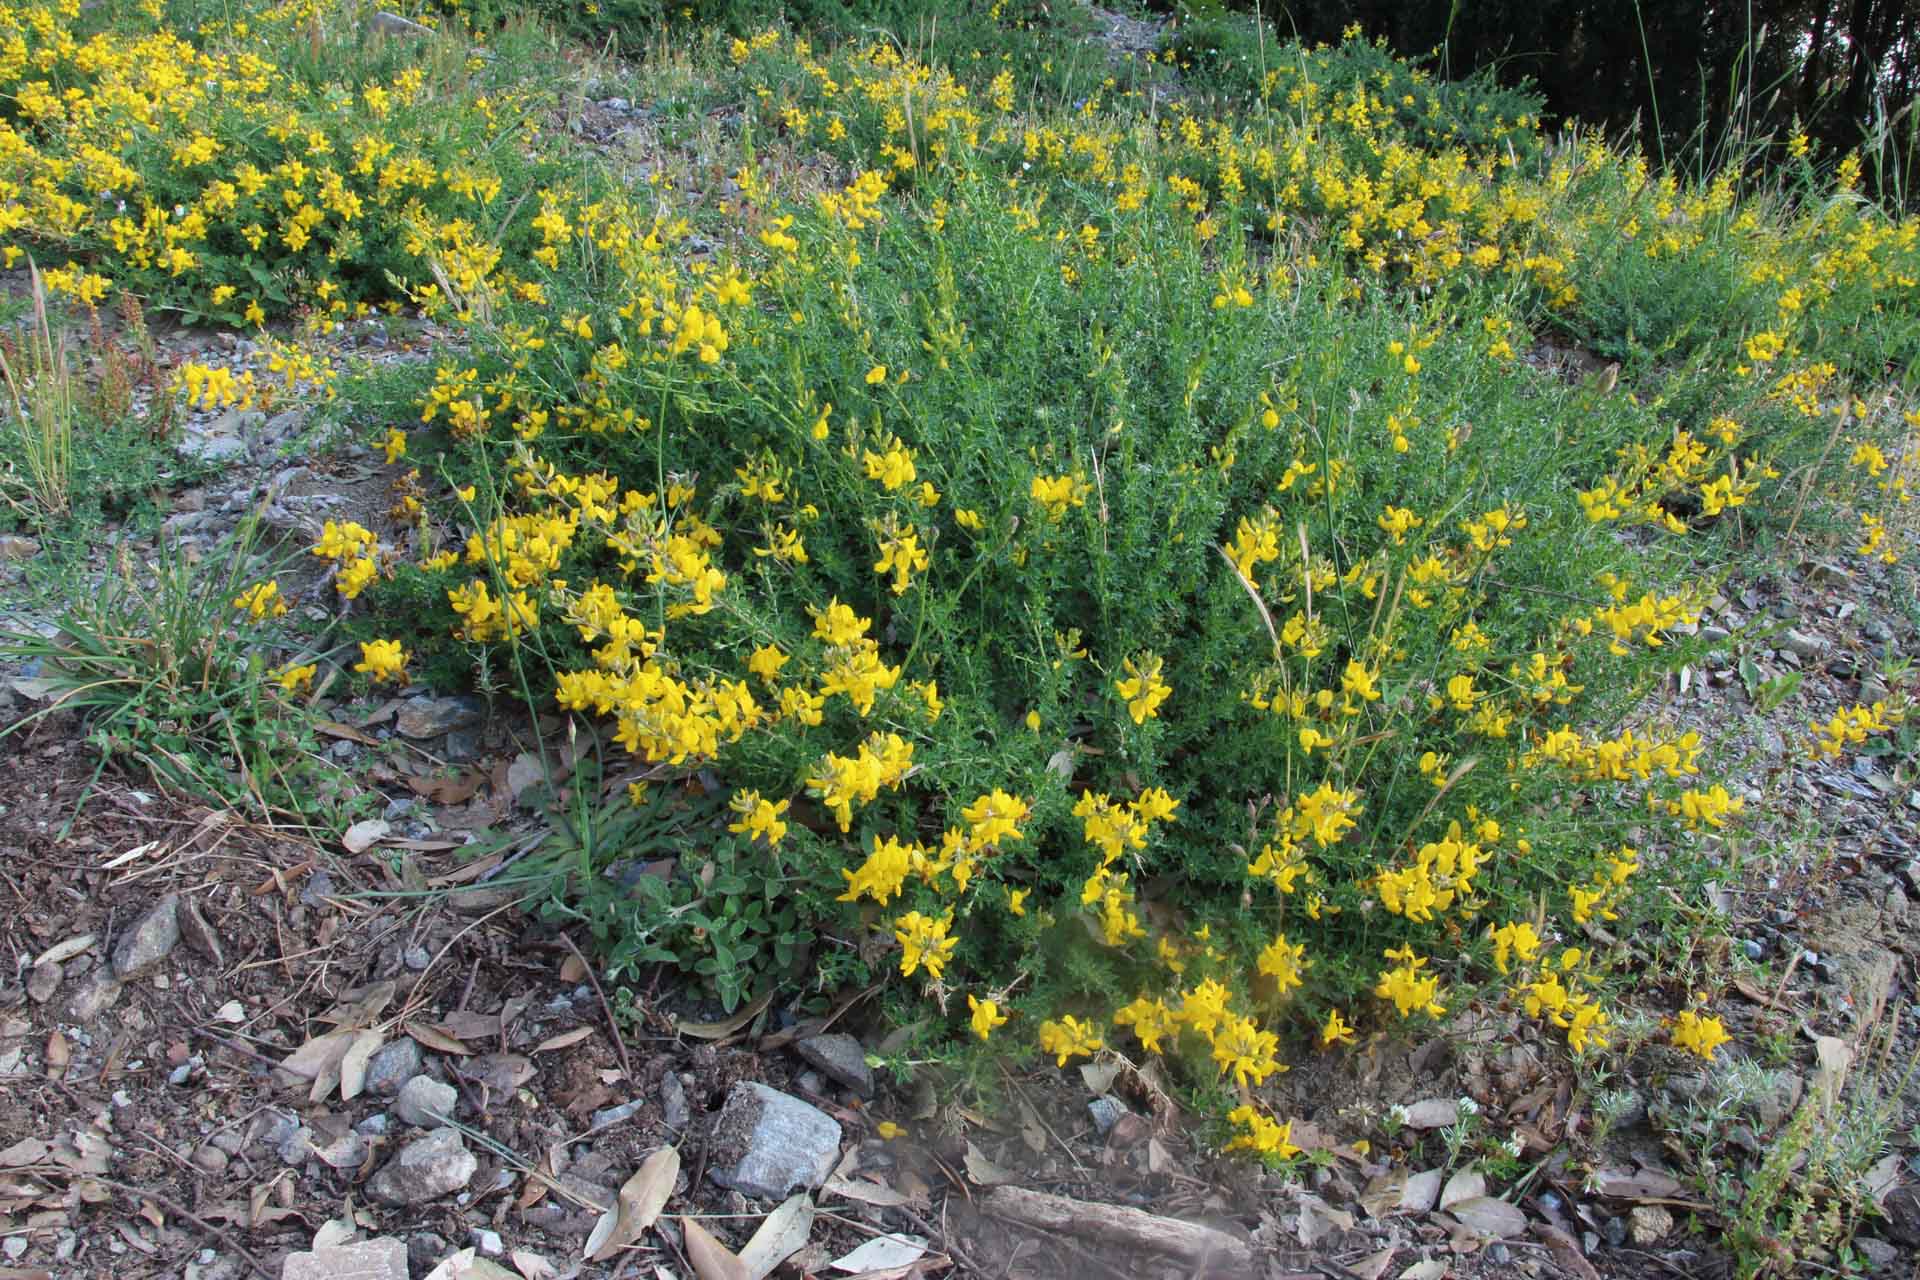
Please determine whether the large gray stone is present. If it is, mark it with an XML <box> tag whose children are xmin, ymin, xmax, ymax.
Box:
<box><xmin>362</xmin><ymin>1038</ymin><xmax>422</xmax><ymax>1096</ymax></box>
<box><xmin>112</xmin><ymin>895</ymin><xmax>180</xmax><ymax>979</ymax></box>
<box><xmin>365</xmin><ymin>1128</ymin><xmax>476</xmax><ymax>1206</ymax></box>
<box><xmin>280</xmin><ymin>1237</ymin><xmax>408</xmax><ymax>1280</ymax></box>
<box><xmin>395</xmin><ymin>696</ymin><xmax>486</xmax><ymax>739</ymax></box>
<box><xmin>794</xmin><ymin>1034</ymin><xmax>872</xmax><ymax>1097</ymax></box>
<box><xmin>707</xmin><ymin>1082</ymin><xmax>841</xmax><ymax>1200</ymax></box>
<box><xmin>394</xmin><ymin>1075</ymin><xmax>457</xmax><ymax>1127</ymax></box>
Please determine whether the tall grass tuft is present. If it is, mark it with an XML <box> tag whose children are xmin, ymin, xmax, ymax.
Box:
<box><xmin>0</xmin><ymin>263</ymin><xmax>73</xmax><ymax>517</ymax></box>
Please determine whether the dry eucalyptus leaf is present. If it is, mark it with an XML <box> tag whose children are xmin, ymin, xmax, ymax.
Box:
<box><xmin>829</xmin><ymin>1233</ymin><xmax>926</xmax><ymax>1273</ymax></box>
<box><xmin>823</xmin><ymin>1177</ymin><xmax>911</xmax><ymax>1208</ymax></box>
<box><xmin>674</xmin><ymin>990</ymin><xmax>773</xmax><ymax>1040</ymax></box>
<box><xmin>510</xmin><ymin>1250</ymin><xmax>558</xmax><ymax>1280</ymax></box>
<box><xmin>682</xmin><ymin>1216</ymin><xmax>749</xmax><ymax>1280</ymax></box>
<box><xmin>962</xmin><ymin>1143</ymin><xmax>1020</xmax><ymax>1188</ymax></box>
<box><xmin>1079</xmin><ymin>1062</ymin><xmax>1120</xmax><ymax>1095</ymax></box>
<box><xmin>1438</xmin><ymin>1169</ymin><xmax>1486</xmax><ymax>1212</ymax></box>
<box><xmin>534</xmin><ymin>1027</ymin><xmax>594</xmax><ymax>1053</ymax></box>
<box><xmin>342</xmin><ymin>819</ymin><xmax>390</xmax><ymax>853</ymax></box>
<box><xmin>1813</xmin><ymin>1035</ymin><xmax>1854</xmax><ymax>1108</ymax></box>
<box><xmin>1400</xmin><ymin>1261</ymin><xmax>1449</xmax><ymax>1280</ymax></box>
<box><xmin>586</xmin><ymin>1146</ymin><xmax>679</xmax><ymax>1262</ymax></box>
<box><xmin>737</xmin><ymin>1194</ymin><xmax>813</xmax><ymax>1280</ymax></box>
<box><xmin>1351</xmin><ymin>1248</ymin><xmax>1398</xmax><ymax>1280</ymax></box>
<box><xmin>1445</xmin><ymin>1196</ymin><xmax>1527</xmax><ymax>1239</ymax></box>
<box><xmin>423</xmin><ymin>1249</ymin><xmax>522</xmax><ymax>1280</ymax></box>
<box><xmin>338</xmin><ymin>1029</ymin><xmax>385</xmax><ymax>1101</ymax></box>
<box><xmin>404</xmin><ymin>1023</ymin><xmax>474</xmax><ymax>1056</ymax></box>
<box><xmin>32</xmin><ymin>935</ymin><xmax>95</xmax><ymax>967</ymax></box>
<box><xmin>1400</xmin><ymin>1099</ymin><xmax>1460</xmax><ymax>1129</ymax></box>
<box><xmin>279</xmin><ymin>1030</ymin><xmax>357</xmax><ymax>1081</ymax></box>
<box><xmin>310</xmin><ymin>1218</ymin><xmax>358</xmax><ymax>1250</ymax></box>
<box><xmin>1398</xmin><ymin>1169</ymin><xmax>1442</xmax><ymax>1214</ymax></box>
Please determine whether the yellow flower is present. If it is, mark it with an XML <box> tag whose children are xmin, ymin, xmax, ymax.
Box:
<box><xmin>273</xmin><ymin>662</ymin><xmax>317</xmax><ymax>695</ymax></box>
<box><xmin>726</xmin><ymin>790</ymin><xmax>790</xmax><ymax>846</ymax></box>
<box><xmin>382</xmin><ymin>428</ymin><xmax>407</xmax><ymax>464</ymax></box>
<box><xmin>1223</xmin><ymin>1105</ymin><xmax>1301</xmax><ymax>1159</ymax></box>
<box><xmin>1321</xmin><ymin>1008</ymin><xmax>1356</xmax><ymax>1046</ymax></box>
<box><xmin>894</xmin><ymin>910</ymin><xmax>957</xmax><ymax>979</ymax></box>
<box><xmin>865</xmin><ymin>364</ymin><xmax>888</xmax><ymax>384</ymax></box>
<box><xmin>968</xmin><ymin>995</ymin><xmax>1008</xmax><ymax>1041</ymax></box>
<box><xmin>1008</xmin><ymin>888</ymin><xmax>1028</xmax><ymax>916</ymax></box>
<box><xmin>1037</xmin><ymin>1014</ymin><xmax>1104</xmax><ymax>1066</ymax></box>
<box><xmin>353</xmin><ymin>638</ymin><xmax>409</xmax><ymax>684</ymax></box>
<box><xmin>1030</xmin><ymin>473</ymin><xmax>1088</xmax><ymax>522</ymax></box>
<box><xmin>1115</xmin><ymin>652</ymin><xmax>1170</xmax><ymax>724</ymax></box>
<box><xmin>876</xmin><ymin>1121</ymin><xmax>904</xmax><ymax>1140</ymax></box>
<box><xmin>232</xmin><ymin>580</ymin><xmax>287</xmax><ymax>621</ymax></box>
<box><xmin>1672</xmin><ymin>1010</ymin><xmax>1732</xmax><ymax>1061</ymax></box>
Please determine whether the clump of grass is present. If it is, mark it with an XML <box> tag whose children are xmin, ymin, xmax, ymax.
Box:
<box><xmin>0</xmin><ymin>264</ymin><xmax>74</xmax><ymax>518</ymax></box>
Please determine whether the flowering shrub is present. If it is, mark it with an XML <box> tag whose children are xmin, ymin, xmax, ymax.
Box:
<box><xmin>0</xmin><ymin>0</ymin><xmax>580</xmax><ymax>323</ymax></box>
<box><xmin>17</xmin><ymin>0</ymin><xmax>1915</xmax><ymax>1152</ymax></box>
<box><xmin>288</xmin><ymin>23</ymin><xmax>1920</xmax><ymax>1153</ymax></box>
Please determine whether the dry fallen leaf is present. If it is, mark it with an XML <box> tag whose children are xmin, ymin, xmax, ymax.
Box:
<box><xmin>683</xmin><ymin>1216</ymin><xmax>750</xmax><ymax>1280</ymax></box>
<box><xmin>738</xmin><ymin>1193</ymin><xmax>813</xmax><ymax>1280</ymax></box>
<box><xmin>962</xmin><ymin>1142</ymin><xmax>1020</xmax><ymax>1188</ymax></box>
<box><xmin>1400</xmin><ymin>1099</ymin><xmax>1460</xmax><ymax>1129</ymax></box>
<box><xmin>829</xmin><ymin>1233</ymin><xmax>926</xmax><ymax>1273</ymax></box>
<box><xmin>510</xmin><ymin>1249</ymin><xmax>558</xmax><ymax>1280</ymax></box>
<box><xmin>674</xmin><ymin>990</ymin><xmax>774</xmax><ymax>1040</ymax></box>
<box><xmin>823</xmin><ymin>1177</ymin><xmax>913</xmax><ymax>1208</ymax></box>
<box><xmin>586</xmin><ymin>1146</ymin><xmax>680</xmax><ymax>1262</ymax></box>
<box><xmin>534</xmin><ymin>1027</ymin><xmax>595</xmax><ymax>1054</ymax></box>
<box><xmin>1438</xmin><ymin>1168</ymin><xmax>1486</xmax><ymax>1212</ymax></box>
<box><xmin>404</xmin><ymin>1023</ymin><xmax>474</xmax><ymax>1056</ymax></box>
<box><xmin>423</xmin><ymin>1249</ymin><xmax>522</xmax><ymax>1280</ymax></box>
<box><xmin>1400</xmin><ymin>1261</ymin><xmax>1449</xmax><ymax>1280</ymax></box>
<box><xmin>1350</xmin><ymin>1248</ymin><xmax>1398</xmax><ymax>1280</ymax></box>
<box><xmin>338</xmin><ymin>1029</ymin><xmax>385</xmax><ymax>1101</ymax></box>
<box><xmin>1444</xmin><ymin>1196</ymin><xmax>1527</xmax><ymax>1240</ymax></box>
<box><xmin>44</xmin><ymin>1031</ymin><xmax>69</xmax><ymax>1080</ymax></box>
<box><xmin>342</xmin><ymin>819</ymin><xmax>391</xmax><ymax>853</ymax></box>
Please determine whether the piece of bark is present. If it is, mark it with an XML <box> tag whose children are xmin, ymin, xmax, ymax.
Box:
<box><xmin>982</xmin><ymin>1186</ymin><xmax>1250</xmax><ymax>1268</ymax></box>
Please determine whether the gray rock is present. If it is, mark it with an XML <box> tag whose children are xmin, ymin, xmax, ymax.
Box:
<box><xmin>112</xmin><ymin>894</ymin><xmax>180</xmax><ymax>979</ymax></box>
<box><xmin>26</xmin><ymin>961</ymin><xmax>59</xmax><ymax>1003</ymax></box>
<box><xmin>356</xmin><ymin>1114</ymin><xmax>392</xmax><ymax>1138</ymax></box>
<box><xmin>444</xmin><ymin>726</ymin><xmax>484</xmax><ymax>762</ymax></box>
<box><xmin>1629</xmin><ymin>1205</ymin><xmax>1673</xmax><ymax>1244</ymax></box>
<box><xmin>363</xmin><ymin>1039</ymin><xmax>422</xmax><ymax>1096</ymax></box>
<box><xmin>279</xmin><ymin>1126</ymin><xmax>316</xmax><ymax>1166</ymax></box>
<box><xmin>472</xmin><ymin>1229</ymin><xmax>503</xmax><ymax>1256</ymax></box>
<box><xmin>176</xmin><ymin>409</ymin><xmax>262</xmax><ymax>465</ymax></box>
<box><xmin>1087</xmin><ymin>1096</ymin><xmax>1129</xmax><ymax>1135</ymax></box>
<box><xmin>368</xmin><ymin>10</ymin><xmax>431</xmax><ymax>38</ymax></box>
<box><xmin>280</xmin><ymin>1237</ymin><xmax>408</xmax><ymax>1280</ymax></box>
<box><xmin>251</xmin><ymin>1110</ymin><xmax>299</xmax><ymax>1157</ymax></box>
<box><xmin>1780</xmin><ymin>628</ymin><xmax>1827</xmax><ymax>659</ymax></box>
<box><xmin>591</xmin><ymin>1098</ymin><xmax>646</xmax><ymax>1130</ymax></box>
<box><xmin>660</xmin><ymin>1070</ymin><xmax>689</xmax><ymax>1132</ymax></box>
<box><xmin>406</xmin><ymin>1235</ymin><xmax>447</xmax><ymax>1276</ymax></box>
<box><xmin>395</xmin><ymin>696</ymin><xmax>486</xmax><ymax>739</ymax></box>
<box><xmin>795</xmin><ymin>1034</ymin><xmax>872</xmax><ymax>1097</ymax></box>
<box><xmin>365</xmin><ymin>1128</ymin><xmax>476</xmax><ymax>1206</ymax></box>
<box><xmin>394</xmin><ymin>1075</ymin><xmax>457</xmax><ymax>1127</ymax></box>
<box><xmin>192</xmin><ymin>1144</ymin><xmax>228</xmax><ymax>1174</ymax></box>
<box><xmin>64</xmin><ymin>971</ymin><xmax>123</xmax><ymax>1022</ymax></box>
<box><xmin>707</xmin><ymin>1082</ymin><xmax>842</xmax><ymax>1199</ymax></box>
<box><xmin>1857</xmin><ymin>1237</ymin><xmax>1900</xmax><ymax>1269</ymax></box>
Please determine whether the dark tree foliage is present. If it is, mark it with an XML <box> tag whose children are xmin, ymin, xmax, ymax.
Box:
<box><xmin>1264</xmin><ymin>0</ymin><xmax>1918</xmax><ymax>188</ymax></box>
